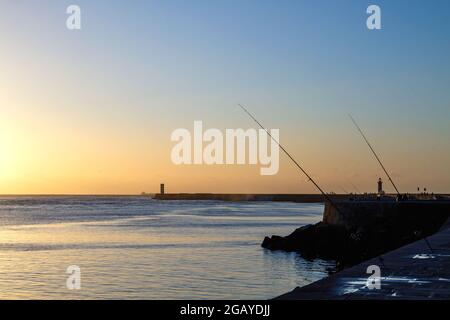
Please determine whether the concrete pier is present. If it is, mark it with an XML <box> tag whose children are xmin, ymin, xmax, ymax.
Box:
<box><xmin>324</xmin><ymin>200</ymin><xmax>450</xmax><ymax>230</ymax></box>
<box><xmin>277</xmin><ymin>219</ymin><xmax>450</xmax><ymax>300</ymax></box>
<box><xmin>262</xmin><ymin>199</ymin><xmax>450</xmax><ymax>265</ymax></box>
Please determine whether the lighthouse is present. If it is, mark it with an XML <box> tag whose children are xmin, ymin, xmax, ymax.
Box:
<box><xmin>377</xmin><ymin>178</ymin><xmax>385</xmax><ymax>195</ymax></box>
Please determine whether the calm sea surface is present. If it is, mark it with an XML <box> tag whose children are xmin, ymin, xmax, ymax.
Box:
<box><xmin>0</xmin><ymin>196</ymin><xmax>333</xmax><ymax>299</ymax></box>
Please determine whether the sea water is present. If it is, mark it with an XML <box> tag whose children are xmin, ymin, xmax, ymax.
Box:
<box><xmin>0</xmin><ymin>196</ymin><xmax>333</xmax><ymax>299</ymax></box>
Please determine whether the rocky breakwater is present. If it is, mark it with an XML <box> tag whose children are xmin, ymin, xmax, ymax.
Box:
<box><xmin>262</xmin><ymin>200</ymin><xmax>450</xmax><ymax>268</ymax></box>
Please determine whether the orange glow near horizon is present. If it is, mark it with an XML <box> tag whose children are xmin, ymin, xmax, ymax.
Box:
<box><xmin>0</xmin><ymin>113</ymin><xmax>449</xmax><ymax>196</ymax></box>
<box><xmin>1</xmin><ymin>92</ymin><xmax>449</xmax><ymax>195</ymax></box>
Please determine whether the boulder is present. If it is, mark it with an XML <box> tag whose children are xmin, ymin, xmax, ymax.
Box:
<box><xmin>261</xmin><ymin>222</ymin><xmax>352</xmax><ymax>261</ymax></box>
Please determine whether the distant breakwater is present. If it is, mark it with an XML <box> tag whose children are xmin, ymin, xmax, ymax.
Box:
<box><xmin>152</xmin><ymin>193</ymin><xmax>448</xmax><ymax>203</ymax></box>
<box><xmin>154</xmin><ymin>193</ymin><xmax>363</xmax><ymax>202</ymax></box>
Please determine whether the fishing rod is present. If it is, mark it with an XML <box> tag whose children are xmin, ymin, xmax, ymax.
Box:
<box><xmin>340</xmin><ymin>186</ymin><xmax>350</xmax><ymax>195</ymax></box>
<box><xmin>349</xmin><ymin>114</ymin><xmax>401</xmax><ymax>196</ymax></box>
<box><xmin>238</xmin><ymin>103</ymin><xmax>343</xmax><ymax>215</ymax></box>
<box><xmin>349</xmin><ymin>182</ymin><xmax>362</xmax><ymax>195</ymax></box>
<box><xmin>350</xmin><ymin>115</ymin><xmax>434</xmax><ymax>254</ymax></box>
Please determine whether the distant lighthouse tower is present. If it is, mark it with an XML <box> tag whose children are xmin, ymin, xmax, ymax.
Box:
<box><xmin>377</xmin><ymin>178</ymin><xmax>385</xmax><ymax>195</ymax></box>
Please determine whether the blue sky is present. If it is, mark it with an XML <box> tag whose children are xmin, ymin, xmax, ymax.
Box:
<box><xmin>1</xmin><ymin>0</ymin><xmax>449</xmax><ymax>193</ymax></box>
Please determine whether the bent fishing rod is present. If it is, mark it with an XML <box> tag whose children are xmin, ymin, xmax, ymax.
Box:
<box><xmin>349</xmin><ymin>114</ymin><xmax>401</xmax><ymax>196</ymax></box>
<box><xmin>349</xmin><ymin>115</ymin><xmax>435</xmax><ymax>253</ymax></box>
<box><xmin>340</xmin><ymin>186</ymin><xmax>350</xmax><ymax>195</ymax></box>
<box><xmin>238</xmin><ymin>103</ymin><xmax>343</xmax><ymax>215</ymax></box>
<box><xmin>349</xmin><ymin>182</ymin><xmax>362</xmax><ymax>195</ymax></box>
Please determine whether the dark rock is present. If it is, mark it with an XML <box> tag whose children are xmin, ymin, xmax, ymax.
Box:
<box><xmin>263</xmin><ymin>200</ymin><xmax>450</xmax><ymax>270</ymax></box>
<box><xmin>261</xmin><ymin>235</ymin><xmax>288</xmax><ymax>250</ymax></box>
<box><xmin>262</xmin><ymin>218</ymin><xmax>446</xmax><ymax>269</ymax></box>
<box><xmin>261</xmin><ymin>222</ymin><xmax>353</xmax><ymax>261</ymax></box>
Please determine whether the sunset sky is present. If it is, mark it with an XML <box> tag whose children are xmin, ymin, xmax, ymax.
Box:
<box><xmin>1</xmin><ymin>0</ymin><xmax>449</xmax><ymax>194</ymax></box>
